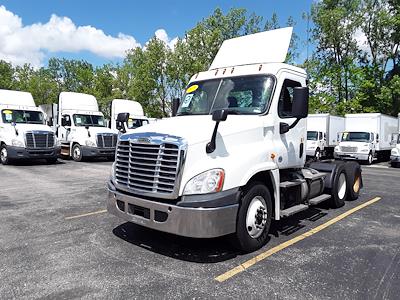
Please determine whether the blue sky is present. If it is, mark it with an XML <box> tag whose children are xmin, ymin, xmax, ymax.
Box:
<box><xmin>0</xmin><ymin>0</ymin><xmax>314</xmax><ymax>67</ymax></box>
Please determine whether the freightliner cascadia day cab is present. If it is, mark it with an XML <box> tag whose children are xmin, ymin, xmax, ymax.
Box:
<box><xmin>0</xmin><ymin>89</ymin><xmax>60</xmax><ymax>165</ymax></box>
<box><xmin>334</xmin><ymin>113</ymin><xmax>398</xmax><ymax>165</ymax></box>
<box><xmin>390</xmin><ymin>113</ymin><xmax>400</xmax><ymax>167</ymax></box>
<box><xmin>57</xmin><ymin>92</ymin><xmax>117</xmax><ymax>161</ymax></box>
<box><xmin>107</xmin><ymin>28</ymin><xmax>364</xmax><ymax>252</ymax></box>
<box><xmin>306</xmin><ymin>113</ymin><xmax>344</xmax><ymax>159</ymax></box>
<box><xmin>110</xmin><ymin>99</ymin><xmax>149</xmax><ymax>134</ymax></box>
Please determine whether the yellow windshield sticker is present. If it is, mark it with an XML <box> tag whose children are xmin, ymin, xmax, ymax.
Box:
<box><xmin>3</xmin><ymin>110</ymin><xmax>12</xmax><ymax>114</ymax></box>
<box><xmin>186</xmin><ymin>85</ymin><xmax>198</xmax><ymax>94</ymax></box>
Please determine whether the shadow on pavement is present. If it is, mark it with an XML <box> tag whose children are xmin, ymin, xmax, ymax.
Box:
<box><xmin>112</xmin><ymin>205</ymin><xmax>330</xmax><ymax>263</ymax></box>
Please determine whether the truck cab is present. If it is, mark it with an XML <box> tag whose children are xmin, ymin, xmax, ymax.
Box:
<box><xmin>110</xmin><ymin>99</ymin><xmax>149</xmax><ymax>134</ymax></box>
<box><xmin>107</xmin><ymin>28</ymin><xmax>363</xmax><ymax>253</ymax></box>
<box><xmin>0</xmin><ymin>89</ymin><xmax>60</xmax><ymax>165</ymax></box>
<box><xmin>306</xmin><ymin>131</ymin><xmax>325</xmax><ymax>159</ymax></box>
<box><xmin>57</xmin><ymin>92</ymin><xmax>117</xmax><ymax>161</ymax></box>
<box><xmin>335</xmin><ymin>131</ymin><xmax>377</xmax><ymax>164</ymax></box>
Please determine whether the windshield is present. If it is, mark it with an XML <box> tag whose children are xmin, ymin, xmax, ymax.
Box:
<box><xmin>127</xmin><ymin>118</ymin><xmax>149</xmax><ymax>129</ymax></box>
<box><xmin>73</xmin><ymin>114</ymin><xmax>105</xmax><ymax>127</ymax></box>
<box><xmin>307</xmin><ymin>131</ymin><xmax>318</xmax><ymax>141</ymax></box>
<box><xmin>177</xmin><ymin>75</ymin><xmax>275</xmax><ymax>116</ymax></box>
<box><xmin>342</xmin><ymin>132</ymin><xmax>370</xmax><ymax>142</ymax></box>
<box><xmin>1</xmin><ymin>109</ymin><xmax>45</xmax><ymax>124</ymax></box>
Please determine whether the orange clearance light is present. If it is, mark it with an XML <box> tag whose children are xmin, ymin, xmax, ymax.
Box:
<box><xmin>231</xmin><ymin>67</ymin><xmax>235</xmax><ymax>74</ymax></box>
<box><xmin>215</xmin><ymin>69</ymin><xmax>219</xmax><ymax>76</ymax></box>
<box><xmin>223</xmin><ymin>68</ymin><xmax>226</xmax><ymax>75</ymax></box>
<box><xmin>271</xmin><ymin>153</ymin><xmax>276</xmax><ymax>159</ymax></box>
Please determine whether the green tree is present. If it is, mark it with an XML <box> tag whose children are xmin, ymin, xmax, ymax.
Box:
<box><xmin>0</xmin><ymin>60</ymin><xmax>14</xmax><ymax>89</ymax></box>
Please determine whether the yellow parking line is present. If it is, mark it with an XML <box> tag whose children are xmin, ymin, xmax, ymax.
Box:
<box><xmin>65</xmin><ymin>209</ymin><xmax>107</xmax><ymax>220</ymax></box>
<box><xmin>215</xmin><ymin>196</ymin><xmax>382</xmax><ymax>283</ymax></box>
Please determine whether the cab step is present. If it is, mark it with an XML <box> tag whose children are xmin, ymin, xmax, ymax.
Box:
<box><xmin>280</xmin><ymin>204</ymin><xmax>308</xmax><ymax>218</ymax></box>
<box><xmin>61</xmin><ymin>143</ymin><xmax>70</xmax><ymax>156</ymax></box>
<box><xmin>279</xmin><ymin>179</ymin><xmax>305</xmax><ymax>189</ymax></box>
<box><xmin>308</xmin><ymin>194</ymin><xmax>331</xmax><ymax>206</ymax></box>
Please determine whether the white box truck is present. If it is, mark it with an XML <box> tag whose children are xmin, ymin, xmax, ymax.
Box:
<box><xmin>110</xmin><ymin>99</ymin><xmax>149</xmax><ymax>133</ymax></box>
<box><xmin>0</xmin><ymin>89</ymin><xmax>60</xmax><ymax>165</ymax></box>
<box><xmin>106</xmin><ymin>28</ymin><xmax>363</xmax><ymax>253</ymax></box>
<box><xmin>334</xmin><ymin>113</ymin><xmax>398</xmax><ymax>164</ymax></box>
<box><xmin>390</xmin><ymin>113</ymin><xmax>400</xmax><ymax>167</ymax></box>
<box><xmin>57</xmin><ymin>92</ymin><xmax>117</xmax><ymax>161</ymax></box>
<box><xmin>306</xmin><ymin>114</ymin><xmax>344</xmax><ymax>159</ymax></box>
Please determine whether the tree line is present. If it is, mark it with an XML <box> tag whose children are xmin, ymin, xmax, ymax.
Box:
<box><xmin>0</xmin><ymin>0</ymin><xmax>399</xmax><ymax>118</ymax></box>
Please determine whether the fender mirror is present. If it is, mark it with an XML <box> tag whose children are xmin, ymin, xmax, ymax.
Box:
<box><xmin>206</xmin><ymin>109</ymin><xmax>228</xmax><ymax>154</ymax></box>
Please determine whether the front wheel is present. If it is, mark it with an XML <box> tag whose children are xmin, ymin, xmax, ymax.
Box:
<box><xmin>231</xmin><ymin>182</ymin><xmax>272</xmax><ymax>253</ymax></box>
<box><xmin>1</xmin><ymin>145</ymin><xmax>10</xmax><ymax>165</ymax></box>
<box><xmin>366</xmin><ymin>152</ymin><xmax>373</xmax><ymax>165</ymax></box>
<box><xmin>315</xmin><ymin>148</ymin><xmax>321</xmax><ymax>160</ymax></box>
<box><xmin>72</xmin><ymin>144</ymin><xmax>83</xmax><ymax>162</ymax></box>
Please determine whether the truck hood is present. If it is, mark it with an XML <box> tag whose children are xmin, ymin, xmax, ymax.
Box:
<box><xmin>72</xmin><ymin>126</ymin><xmax>115</xmax><ymax>135</ymax></box>
<box><xmin>12</xmin><ymin>123</ymin><xmax>54</xmax><ymax>134</ymax></box>
<box><xmin>128</xmin><ymin>115</ymin><xmax>265</xmax><ymax>145</ymax></box>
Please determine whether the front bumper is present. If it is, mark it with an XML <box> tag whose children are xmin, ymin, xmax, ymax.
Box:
<box><xmin>390</xmin><ymin>155</ymin><xmax>400</xmax><ymax>162</ymax></box>
<box><xmin>7</xmin><ymin>146</ymin><xmax>61</xmax><ymax>160</ymax></box>
<box><xmin>81</xmin><ymin>146</ymin><xmax>115</xmax><ymax>157</ymax></box>
<box><xmin>334</xmin><ymin>152</ymin><xmax>369</xmax><ymax>161</ymax></box>
<box><xmin>107</xmin><ymin>180</ymin><xmax>239</xmax><ymax>238</ymax></box>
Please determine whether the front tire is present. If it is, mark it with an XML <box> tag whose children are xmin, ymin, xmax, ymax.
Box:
<box><xmin>72</xmin><ymin>144</ymin><xmax>83</xmax><ymax>162</ymax></box>
<box><xmin>315</xmin><ymin>148</ymin><xmax>321</xmax><ymax>160</ymax></box>
<box><xmin>366</xmin><ymin>152</ymin><xmax>373</xmax><ymax>165</ymax></box>
<box><xmin>1</xmin><ymin>144</ymin><xmax>10</xmax><ymax>165</ymax></box>
<box><xmin>231</xmin><ymin>182</ymin><xmax>272</xmax><ymax>253</ymax></box>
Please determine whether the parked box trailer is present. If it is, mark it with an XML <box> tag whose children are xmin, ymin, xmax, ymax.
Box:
<box><xmin>335</xmin><ymin>113</ymin><xmax>398</xmax><ymax>164</ymax></box>
<box><xmin>306</xmin><ymin>114</ymin><xmax>344</xmax><ymax>159</ymax></box>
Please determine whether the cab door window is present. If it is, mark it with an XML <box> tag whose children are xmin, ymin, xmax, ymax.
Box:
<box><xmin>278</xmin><ymin>79</ymin><xmax>302</xmax><ymax>118</ymax></box>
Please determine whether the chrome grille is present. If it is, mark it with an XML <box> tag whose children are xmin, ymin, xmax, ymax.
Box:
<box><xmin>25</xmin><ymin>132</ymin><xmax>55</xmax><ymax>149</ymax></box>
<box><xmin>341</xmin><ymin>146</ymin><xmax>358</xmax><ymax>153</ymax></box>
<box><xmin>115</xmin><ymin>138</ymin><xmax>184</xmax><ymax>198</ymax></box>
<box><xmin>97</xmin><ymin>134</ymin><xmax>117</xmax><ymax>148</ymax></box>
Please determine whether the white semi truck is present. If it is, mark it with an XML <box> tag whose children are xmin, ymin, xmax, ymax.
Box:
<box><xmin>110</xmin><ymin>99</ymin><xmax>149</xmax><ymax>133</ymax></box>
<box><xmin>0</xmin><ymin>89</ymin><xmax>60</xmax><ymax>165</ymax></box>
<box><xmin>57</xmin><ymin>92</ymin><xmax>117</xmax><ymax>161</ymax></box>
<box><xmin>107</xmin><ymin>28</ymin><xmax>363</xmax><ymax>253</ymax></box>
<box><xmin>390</xmin><ymin>113</ymin><xmax>400</xmax><ymax>167</ymax></box>
<box><xmin>306</xmin><ymin>113</ymin><xmax>344</xmax><ymax>159</ymax></box>
<box><xmin>334</xmin><ymin>113</ymin><xmax>398</xmax><ymax>164</ymax></box>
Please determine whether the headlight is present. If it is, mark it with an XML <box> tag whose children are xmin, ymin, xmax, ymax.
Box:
<box><xmin>360</xmin><ymin>148</ymin><xmax>369</xmax><ymax>152</ymax></box>
<box><xmin>11</xmin><ymin>139</ymin><xmax>24</xmax><ymax>147</ymax></box>
<box><xmin>392</xmin><ymin>148</ymin><xmax>400</xmax><ymax>156</ymax></box>
<box><xmin>85</xmin><ymin>139</ymin><xmax>96</xmax><ymax>147</ymax></box>
<box><xmin>183</xmin><ymin>169</ymin><xmax>225</xmax><ymax>195</ymax></box>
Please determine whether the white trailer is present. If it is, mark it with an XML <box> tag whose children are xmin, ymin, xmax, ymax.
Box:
<box><xmin>390</xmin><ymin>113</ymin><xmax>400</xmax><ymax>167</ymax></box>
<box><xmin>110</xmin><ymin>99</ymin><xmax>149</xmax><ymax>133</ymax></box>
<box><xmin>106</xmin><ymin>28</ymin><xmax>363</xmax><ymax>253</ymax></box>
<box><xmin>306</xmin><ymin>114</ymin><xmax>344</xmax><ymax>159</ymax></box>
<box><xmin>0</xmin><ymin>89</ymin><xmax>60</xmax><ymax>164</ymax></box>
<box><xmin>56</xmin><ymin>92</ymin><xmax>117</xmax><ymax>161</ymax></box>
<box><xmin>335</xmin><ymin>113</ymin><xmax>398</xmax><ymax>164</ymax></box>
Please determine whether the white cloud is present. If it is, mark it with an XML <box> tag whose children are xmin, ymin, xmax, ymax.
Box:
<box><xmin>0</xmin><ymin>5</ymin><xmax>143</xmax><ymax>67</ymax></box>
<box><xmin>154</xmin><ymin>28</ymin><xmax>178</xmax><ymax>49</ymax></box>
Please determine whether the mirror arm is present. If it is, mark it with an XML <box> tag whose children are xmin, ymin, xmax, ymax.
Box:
<box><xmin>288</xmin><ymin>118</ymin><xmax>301</xmax><ymax>130</ymax></box>
<box><xmin>206</xmin><ymin>121</ymin><xmax>220</xmax><ymax>154</ymax></box>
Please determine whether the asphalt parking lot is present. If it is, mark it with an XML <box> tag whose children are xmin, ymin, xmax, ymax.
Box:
<box><xmin>0</xmin><ymin>159</ymin><xmax>399</xmax><ymax>299</ymax></box>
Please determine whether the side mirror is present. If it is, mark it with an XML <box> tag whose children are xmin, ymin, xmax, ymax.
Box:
<box><xmin>116</xmin><ymin>112</ymin><xmax>129</xmax><ymax>132</ymax></box>
<box><xmin>212</xmin><ymin>109</ymin><xmax>228</xmax><ymax>122</ymax></box>
<box><xmin>47</xmin><ymin>118</ymin><xmax>53</xmax><ymax>127</ymax></box>
<box><xmin>292</xmin><ymin>87</ymin><xmax>309</xmax><ymax>119</ymax></box>
<box><xmin>172</xmin><ymin>98</ymin><xmax>180</xmax><ymax>117</ymax></box>
<box><xmin>61</xmin><ymin>117</ymin><xmax>71</xmax><ymax>127</ymax></box>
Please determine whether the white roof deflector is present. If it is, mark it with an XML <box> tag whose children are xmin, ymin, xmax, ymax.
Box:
<box><xmin>209</xmin><ymin>27</ymin><xmax>293</xmax><ymax>70</ymax></box>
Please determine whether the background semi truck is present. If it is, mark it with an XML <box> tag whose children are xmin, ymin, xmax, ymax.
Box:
<box><xmin>390</xmin><ymin>113</ymin><xmax>400</xmax><ymax>167</ymax></box>
<box><xmin>306</xmin><ymin>113</ymin><xmax>344</xmax><ymax>159</ymax></box>
<box><xmin>110</xmin><ymin>99</ymin><xmax>149</xmax><ymax>133</ymax></box>
<box><xmin>334</xmin><ymin>113</ymin><xmax>398</xmax><ymax>164</ymax></box>
<box><xmin>56</xmin><ymin>92</ymin><xmax>117</xmax><ymax>161</ymax></box>
<box><xmin>107</xmin><ymin>27</ymin><xmax>363</xmax><ymax>253</ymax></box>
<box><xmin>0</xmin><ymin>89</ymin><xmax>60</xmax><ymax>165</ymax></box>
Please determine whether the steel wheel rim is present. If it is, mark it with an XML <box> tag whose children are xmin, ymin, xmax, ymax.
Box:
<box><xmin>1</xmin><ymin>147</ymin><xmax>7</xmax><ymax>162</ymax></box>
<box><xmin>246</xmin><ymin>196</ymin><xmax>268</xmax><ymax>239</ymax></box>
<box><xmin>338</xmin><ymin>173</ymin><xmax>347</xmax><ymax>200</ymax></box>
<box><xmin>73</xmin><ymin>147</ymin><xmax>81</xmax><ymax>159</ymax></box>
<box><xmin>368</xmin><ymin>154</ymin><xmax>372</xmax><ymax>164</ymax></box>
<box><xmin>315</xmin><ymin>150</ymin><xmax>321</xmax><ymax>160</ymax></box>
